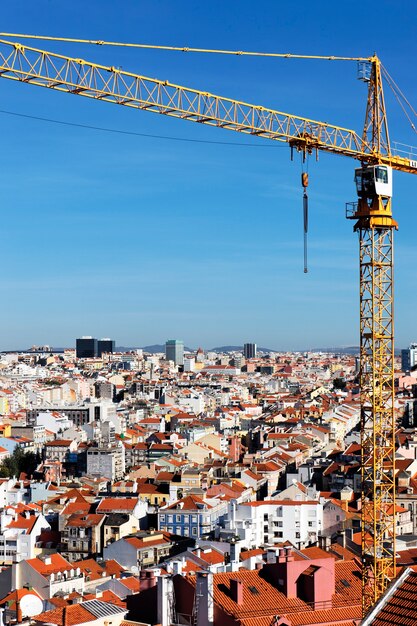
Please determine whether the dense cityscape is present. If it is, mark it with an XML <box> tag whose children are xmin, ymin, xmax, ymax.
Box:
<box><xmin>0</xmin><ymin>338</ymin><xmax>414</xmax><ymax>625</ymax></box>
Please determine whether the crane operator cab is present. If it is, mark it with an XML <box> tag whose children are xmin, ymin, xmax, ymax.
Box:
<box><xmin>354</xmin><ymin>165</ymin><xmax>392</xmax><ymax>199</ymax></box>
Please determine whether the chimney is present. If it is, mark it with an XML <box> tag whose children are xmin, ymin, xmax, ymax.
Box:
<box><xmin>267</xmin><ymin>548</ymin><xmax>278</xmax><ymax>564</ymax></box>
<box><xmin>284</xmin><ymin>546</ymin><xmax>294</xmax><ymax>562</ymax></box>
<box><xmin>157</xmin><ymin>575</ymin><xmax>171</xmax><ymax>626</ymax></box>
<box><xmin>229</xmin><ymin>540</ymin><xmax>241</xmax><ymax>566</ymax></box>
<box><xmin>172</xmin><ymin>560</ymin><xmax>183</xmax><ymax>576</ymax></box>
<box><xmin>278</xmin><ymin>548</ymin><xmax>286</xmax><ymax>564</ymax></box>
<box><xmin>246</xmin><ymin>555</ymin><xmax>257</xmax><ymax>570</ymax></box>
<box><xmin>230</xmin><ymin>579</ymin><xmax>243</xmax><ymax>605</ymax></box>
<box><xmin>16</xmin><ymin>598</ymin><xmax>22</xmax><ymax>625</ymax></box>
<box><xmin>338</xmin><ymin>530</ymin><xmax>346</xmax><ymax>549</ymax></box>
<box><xmin>195</xmin><ymin>572</ymin><xmax>214</xmax><ymax>626</ymax></box>
<box><xmin>139</xmin><ymin>570</ymin><xmax>157</xmax><ymax>591</ymax></box>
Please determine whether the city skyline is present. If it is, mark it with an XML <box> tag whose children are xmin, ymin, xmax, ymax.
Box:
<box><xmin>0</xmin><ymin>2</ymin><xmax>416</xmax><ymax>351</ymax></box>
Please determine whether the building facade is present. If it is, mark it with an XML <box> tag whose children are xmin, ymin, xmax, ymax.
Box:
<box><xmin>97</xmin><ymin>339</ymin><xmax>115</xmax><ymax>356</ymax></box>
<box><xmin>402</xmin><ymin>343</ymin><xmax>417</xmax><ymax>372</ymax></box>
<box><xmin>86</xmin><ymin>444</ymin><xmax>125</xmax><ymax>481</ymax></box>
<box><xmin>244</xmin><ymin>343</ymin><xmax>257</xmax><ymax>359</ymax></box>
<box><xmin>165</xmin><ymin>340</ymin><xmax>184</xmax><ymax>366</ymax></box>
<box><xmin>76</xmin><ymin>337</ymin><xmax>98</xmax><ymax>359</ymax></box>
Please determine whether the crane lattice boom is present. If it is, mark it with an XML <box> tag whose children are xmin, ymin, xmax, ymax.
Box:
<box><xmin>0</xmin><ymin>38</ymin><xmax>416</xmax><ymax>172</ymax></box>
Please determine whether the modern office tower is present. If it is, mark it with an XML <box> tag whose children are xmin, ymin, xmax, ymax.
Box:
<box><xmin>402</xmin><ymin>343</ymin><xmax>417</xmax><ymax>372</ymax></box>
<box><xmin>97</xmin><ymin>338</ymin><xmax>115</xmax><ymax>356</ymax></box>
<box><xmin>76</xmin><ymin>336</ymin><xmax>98</xmax><ymax>358</ymax></box>
<box><xmin>244</xmin><ymin>343</ymin><xmax>257</xmax><ymax>359</ymax></box>
<box><xmin>165</xmin><ymin>339</ymin><xmax>184</xmax><ymax>365</ymax></box>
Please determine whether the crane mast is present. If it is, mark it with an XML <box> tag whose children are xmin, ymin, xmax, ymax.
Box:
<box><xmin>349</xmin><ymin>57</ymin><xmax>397</xmax><ymax>613</ymax></box>
<box><xmin>0</xmin><ymin>38</ymin><xmax>415</xmax><ymax>617</ymax></box>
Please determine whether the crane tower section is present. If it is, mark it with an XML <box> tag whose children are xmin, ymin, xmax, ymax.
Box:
<box><xmin>348</xmin><ymin>57</ymin><xmax>397</xmax><ymax>614</ymax></box>
<box><xmin>350</xmin><ymin>164</ymin><xmax>396</xmax><ymax>613</ymax></box>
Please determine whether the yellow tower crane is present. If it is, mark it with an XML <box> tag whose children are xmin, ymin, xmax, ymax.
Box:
<box><xmin>0</xmin><ymin>36</ymin><xmax>416</xmax><ymax>616</ymax></box>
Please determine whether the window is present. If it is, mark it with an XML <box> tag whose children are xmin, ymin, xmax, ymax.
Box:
<box><xmin>176</xmin><ymin>515</ymin><xmax>182</xmax><ymax>522</ymax></box>
<box><xmin>308</xmin><ymin>521</ymin><xmax>314</xmax><ymax>527</ymax></box>
<box><xmin>192</xmin><ymin>527</ymin><xmax>197</xmax><ymax>536</ymax></box>
<box><xmin>376</xmin><ymin>166</ymin><xmax>388</xmax><ymax>184</ymax></box>
<box><xmin>295</xmin><ymin>532</ymin><xmax>300</xmax><ymax>539</ymax></box>
<box><xmin>264</xmin><ymin>514</ymin><xmax>268</xmax><ymax>521</ymax></box>
<box><xmin>168</xmin><ymin>515</ymin><xmax>173</xmax><ymax>523</ymax></box>
<box><xmin>160</xmin><ymin>515</ymin><xmax>165</xmax><ymax>523</ymax></box>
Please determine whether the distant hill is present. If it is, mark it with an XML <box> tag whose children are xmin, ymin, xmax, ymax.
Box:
<box><xmin>210</xmin><ymin>346</ymin><xmax>276</xmax><ymax>353</ymax></box>
<box><xmin>312</xmin><ymin>346</ymin><xmax>402</xmax><ymax>356</ymax></box>
<box><xmin>118</xmin><ymin>344</ymin><xmax>275</xmax><ymax>354</ymax></box>
<box><xmin>311</xmin><ymin>346</ymin><xmax>360</xmax><ymax>354</ymax></box>
<box><xmin>117</xmin><ymin>345</ymin><xmax>193</xmax><ymax>354</ymax></box>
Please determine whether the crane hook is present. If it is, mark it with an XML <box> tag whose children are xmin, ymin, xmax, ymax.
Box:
<box><xmin>302</xmin><ymin>172</ymin><xmax>309</xmax><ymax>274</ymax></box>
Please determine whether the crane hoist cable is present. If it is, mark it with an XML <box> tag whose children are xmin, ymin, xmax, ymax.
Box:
<box><xmin>301</xmin><ymin>167</ymin><xmax>309</xmax><ymax>274</ymax></box>
<box><xmin>381</xmin><ymin>65</ymin><xmax>417</xmax><ymax>134</ymax></box>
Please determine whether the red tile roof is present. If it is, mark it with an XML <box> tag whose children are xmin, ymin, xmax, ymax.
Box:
<box><xmin>33</xmin><ymin>605</ymin><xmax>97</xmax><ymax>626</ymax></box>
<box><xmin>103</xmin><ymin>559</ymin><xmax>125</xmax><ymax>577</ymax></box>
<box><xmin>198</xmin><ymin>549</ymin><xmax>225</xmax><ymax>566</ymax></box>
<box><xmin>27</xmin><ymin>553</ymin><xmax>74</xmax><ymax>576</ymax></box>
<box><xmin>7</xmin><ymin>513</ymin><xmax>38</xmax><ymax>533</ymax></box>
<box><xmin>165</xmin><ymin>494</ymin><xmax>211</xmax><ymax>511</ymax></box>
<box><xmin>186</xmin><ymin>559</ymin><xmax>361</xmax><ymax>624</ymax></box>
<box><xmin>96</xmin><ymin>498</ymin><xmax>138</xmax><ymax>513</ymax></box>
<box><xmin>66</xmin><ymin>513</ymin><xmax>104</xmax><ymax>528</ymax></box>
<box><xmin>366</xmin><ymin>569</ymin><xmax>417</xmax><ymax>625</ymax></box>
<box><xmin>119</xmin><ymin>576</ymin><xmax>140</xmax><ymax>592</ymax></box>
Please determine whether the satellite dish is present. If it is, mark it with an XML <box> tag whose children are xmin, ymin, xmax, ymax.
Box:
<box><xmin>19</xmin><ymin>594</ymin><xmax>44</xmax><ymax>617</ymax></box>
<box><xmin>131</xmin><ymin>566</ymin><xmax>139</xmax><ymax>575</ymax></box>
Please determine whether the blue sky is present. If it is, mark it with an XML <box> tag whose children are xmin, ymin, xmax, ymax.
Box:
<box><xmin>0</xmin><ymin>1</ymin><xmax>416</xmax><ymax>351</ymax></box>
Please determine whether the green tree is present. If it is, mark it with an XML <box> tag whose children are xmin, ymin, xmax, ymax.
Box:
<box><xmin>333</xmin><ymin>377</ymin><xmax>347</xmax><ymax>390</ymax></box>
<box><xmin>0</xmin><ymin>446</ymin><xmax>41</xmax><ymax>478</ymax></box>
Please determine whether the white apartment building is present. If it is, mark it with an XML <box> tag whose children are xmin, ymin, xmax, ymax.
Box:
<box><xmin>0</xmin><ymin>507</ymin><xmax>50</xmax><ymax>565</ymax></box>
<box><xmin>223</xmin><ymin>498</ymin><xmax>324</xmax><ymax>550</ymax></box>
<box><xmin>86</xmin><ymin>441</ymin><xmax>125</xmax><ymax>481</ymax></box>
